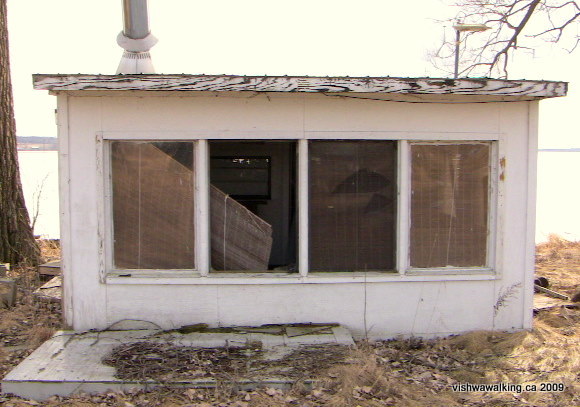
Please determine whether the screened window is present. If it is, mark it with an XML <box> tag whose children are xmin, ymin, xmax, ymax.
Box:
<box><xmin>309</xmin><ymin>141</ymin><xmax>397</xmax><ymax>271</ymax></box>
<box><xmin>111</xmin><ymin>141</ymin><xmax>195</xmax><ymax>269</ymax></box>
<box><xmin>410</xmin><ymin>143</ymin><xmax>490</xmax><ymax>268</ymax></box>
<box><xmin>106</xmin><ymin>139</ymin><xmax>495</xmax><ymax>275</ymax></box>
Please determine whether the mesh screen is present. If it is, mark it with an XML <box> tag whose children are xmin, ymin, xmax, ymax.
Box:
<box><xmin>111</xmin><ymin>142</ymin><xmax>195</xmax><ymax>269</ymax></box>
<box><xmin>410</xmin><ymin>143</ymin><xmax>490</xmax><ymax>268</ymax></box>
<box><xmin>309</xmin><ymin>141</ymin><xmax>396</xmax><ymax>271</ymax></box>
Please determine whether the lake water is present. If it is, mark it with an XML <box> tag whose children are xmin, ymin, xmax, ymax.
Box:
<box><xmin>17</xmin><ymin>150</ymin><xmax>580</xmax><ymax>243</ymax></box>
<box><xmin>18</xmin><ymin>151</ymin><xmax>59</xmax><ymax>239</ymax></box>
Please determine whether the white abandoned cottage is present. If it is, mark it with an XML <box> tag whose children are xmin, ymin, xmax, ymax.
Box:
<box><xmin>32</xmin><ymin>2</ymin><xmax>567</xmax><ymax>340</ymax></box>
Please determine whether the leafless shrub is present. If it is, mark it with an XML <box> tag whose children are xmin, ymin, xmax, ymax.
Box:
<box><xmin>30</xmin><ymin>173</ymin><xmax>49</xmax><ymax>232</ymax></box>
<box><xmin>494</xmin><ymin>282</ymin><xmax>522</xmax><ymax>315</ymax></box>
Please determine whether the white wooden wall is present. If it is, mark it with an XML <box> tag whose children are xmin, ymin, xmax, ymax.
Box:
<box><xmin>57</xmin><ymin>92</ymin><xmax>538</xmax><ymax>338</ymax></box>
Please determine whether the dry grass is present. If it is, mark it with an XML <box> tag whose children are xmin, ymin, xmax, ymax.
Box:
<box><xmin>435</xmin><ymin>316</ymin><xmax>579</xmax><ymax>406</ymax></box>
<box><xmin>27</xmin><ymin>326</ymin><xmax>57</xmax><ymax>349</ymax></box>
<box><xmin>319</xmin><ymin>344</ymin><xmax>459</xmax><ymax>407</ymax></box>
<box><xmin>536</xmin><ymin>234</ymin><xmax>580</xmax><ymax>296</ymax></box>
<box><xmin>0</xmin><ymin>237</ymin><xmax>579</xmax><ymax>406</ymax></box>
<box><xmin>37</xmin><ymin>239</ymin><xmax>60</xmax><ymax>263</ymax></box>
<box><xmin>0</xmin><ymin>240</ymin><xmax>62</xmax><ymax>382</ymax></box>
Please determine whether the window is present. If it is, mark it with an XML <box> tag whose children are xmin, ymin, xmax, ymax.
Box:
<box><xmin>409</xmin><ymin>143</ymin><xmax>490</xmax><ymax>268</ymax></box>
<box><xmin>309</xmin><ymin>141</ymin><xmax>397</xmax><ymax>271</ymax></box>
<box><xmin>106</xmin><ymin>138</ymin><xmax>495</xmax><ymax>276</ymax></box>
<box><xmin>111</xmin><ymin>141</ymin><xmax>195</xmax><ymax>269</ymax></box>
<box><xmin>209</xmin><ymin>141</ymin><xmax>296</xmax><ymax>272</ymax></box>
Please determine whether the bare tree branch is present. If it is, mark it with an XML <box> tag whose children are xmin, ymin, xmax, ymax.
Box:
<box><xmin>532</xmin><ymin>11</ymin><xmax>580</xmax><ymax>40</ymax></box>
<box><xmin>488</xmin><ymin>0</ymin><xmax>541</xmax><ymax>76</ymax></box>
<box><xmin>433</xmin><ymin>0</ymin><xmax>580</xmax><ymax>78</ymax></box>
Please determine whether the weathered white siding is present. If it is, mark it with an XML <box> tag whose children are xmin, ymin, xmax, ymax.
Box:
<box><xmin>57</xmin><ymin>92</ymin><xmax>537</xmax><ymax>338</ymax></box>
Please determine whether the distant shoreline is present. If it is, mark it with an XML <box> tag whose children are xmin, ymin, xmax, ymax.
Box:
<box><xmin>17</xmin><ymin>136</ymin><xmax>58</xmax><ymax>151</ymax></box>
<box><xmin>17</xmin><ymin>146</ymin><xmax>58</xmax><ymax>151</ymax></box>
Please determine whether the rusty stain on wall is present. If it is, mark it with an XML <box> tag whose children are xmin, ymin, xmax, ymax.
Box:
<box><xmin>499</xmin><ymin>157</ymin><xmax>506</xmax><ymax>181</ymax></box>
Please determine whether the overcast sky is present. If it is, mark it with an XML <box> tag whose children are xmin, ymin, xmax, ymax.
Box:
<box><xmin>6</xmin><ymin>0</ymin><xmax>580</xmax><ymax>148</ymax></box>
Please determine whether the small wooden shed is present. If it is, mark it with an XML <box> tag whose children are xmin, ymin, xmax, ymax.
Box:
<box><xmin>34</xmin><ymin>74</ymin><xmax>566</xmax><ymax>339</ymax></box>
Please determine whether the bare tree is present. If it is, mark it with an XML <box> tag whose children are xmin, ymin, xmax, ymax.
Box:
<box><xmin>0</xmin><ymin>0</ymin><xmax>40</xmax><ymax>266</ymax></box>
<box><xmin>433</xmin><ymin>0</ymin><xmax>580</xmax><ymax>78</ymax></box>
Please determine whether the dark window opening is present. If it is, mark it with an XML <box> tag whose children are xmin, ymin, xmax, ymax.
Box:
<box><xmin>210</xmin><ymin>156</ymin><xmax>271</xmax><ymax>200</ymax></box>
<box><xmin>209</xmin><ymin>141</ymin><xmax>297</xmax><ymax>272</ymax></box>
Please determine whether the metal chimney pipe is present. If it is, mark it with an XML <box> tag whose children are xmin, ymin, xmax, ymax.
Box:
<box><xmin>123</xmin><ymin>0</ymin><xmax>150</xmax><ymax>39</ymax></box>
<box><xmin>116</xmin><ymin>0</ymin><xmax>158</xmax><ymax>74</ymax></box>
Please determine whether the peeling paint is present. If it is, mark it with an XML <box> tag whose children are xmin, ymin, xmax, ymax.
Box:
<box><xmin>32</xmin><ymin>74</ymin><xmax>568</xmax><ymax>99</ymax></box>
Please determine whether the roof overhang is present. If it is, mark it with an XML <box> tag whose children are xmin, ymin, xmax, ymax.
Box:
<box><xmin>32</xmin><ymin>74</ymin><xmax>567</xmax><ymax>101</ymax></box>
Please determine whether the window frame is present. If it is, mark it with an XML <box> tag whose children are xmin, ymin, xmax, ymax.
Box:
<box><xmin>403</xmin><ymin>140</ymin><xmax>499</xmax><ymax>275</ymax></box>
<box><xmin>101</xmin><ymin>137</ymin><xmax>210</xmax><ymax>277</ymax></box>
<box><xmin>307</xmin><ymin>140</ymin><xmax>398</xmax><ymax>273</ymax></box>
<box><xmin>99</xmin><ymin>133</ymin><xmax>501</xmax><ymax>281</ymax></box>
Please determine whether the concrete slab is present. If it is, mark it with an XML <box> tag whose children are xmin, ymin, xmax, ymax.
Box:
<box><xmin>33</xmin><ymin>276</ymin><xmax>62</xmax><ymax>302</ymax></box>
<box><xmin>2</xmin><ymin>324</ymin><xmax>354</xmax><ymax>401</ymax></box>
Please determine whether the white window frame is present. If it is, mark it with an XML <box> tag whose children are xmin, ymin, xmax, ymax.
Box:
<box><xmin>305</xmin><ymin>139</ymin><xmax>399</xmax><ymax>274</ymax></box>
<box><xmin>99</xmin><ymin>132</ymin><xmax>501</xmax><ymax>284</ymax></box>
<box><xmin>99</xmin><ymin>135</ymin><xmax>209</xmax><ymax>277</ymax></box>
<box><xmin>403</xmin><ymin>140</ymin><xmax>499</xmax><ymax>275</ymax></box>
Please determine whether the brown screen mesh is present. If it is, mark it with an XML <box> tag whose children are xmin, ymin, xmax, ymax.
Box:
<box><xmin>410</xmin><ymin>143</ymin><xmax>490</xmax><ymax>268</ymax></box>
<box><xmin>111</xmin><ymin>142</ymin><xmax>195</xmax><ymax>269</ymax></box>
<box><xmin>309</xmin><ymin>141</ymin><xmax>396</xmax><ymax>271</ymax></box>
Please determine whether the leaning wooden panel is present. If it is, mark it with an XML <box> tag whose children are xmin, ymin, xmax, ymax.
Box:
<box><xmin>210</xmin><ymin>185</ymin><xmax>273</xmax><ymax>271</ymax></box>
<box><xmin>111</xmin><ymin>142</ymin><xmax>195</xmax><ymax>269</ymax></box>
<box><xmin>111</xmin><ymin>142</ymin><xmax>141</xmax><ymax>268</ymax></box>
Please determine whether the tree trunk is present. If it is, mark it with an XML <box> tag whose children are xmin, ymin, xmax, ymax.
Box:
<box><xmin>0</xmin><ymin>0</ymin><xmax>40</xmax><ymax>266</ymax></box>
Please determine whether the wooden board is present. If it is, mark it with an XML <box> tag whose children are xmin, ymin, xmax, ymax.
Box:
<box><xmin>533</xmin><ymin>293</ymin><xmax>568</xmax><ymax>311</ymax></box>
<box><xmin>38</xmin><ymin>261</ymin><xmax>61</xmax><ymax>276</ymax></box>
<box><xmin>111</xmin><ymin>142</ymin><xmax>195</xmax><ymax>269</ymax></box>
<box><xmin>210</xmin><ymin>185</ymin><xmax>272</xmax><ymax>271</ymax></box>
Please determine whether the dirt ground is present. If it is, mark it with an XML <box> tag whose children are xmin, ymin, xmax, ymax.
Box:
<box><xmin>0</xmin><ymin>236</ymin><xmax>578</xmax><ymax>406</ymax></box>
